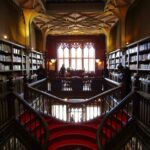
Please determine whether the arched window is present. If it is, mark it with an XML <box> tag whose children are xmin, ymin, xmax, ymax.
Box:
<box><xmin>57</xmin><ymin>42</ymin><xmax>95</xmax><ymax>72</ymax></box>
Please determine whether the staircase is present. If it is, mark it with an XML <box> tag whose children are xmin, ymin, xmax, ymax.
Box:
<box><xmin>0</xmin><ymin>78</ymin><xmax>150</xmax><ymax>150</ymax></box>
<box><xmin>18</xmin><ymin>109</ymin><xmax>131</xmax><ymax>150</ymax></box>
<box><xmin>20</xmin><ymin>112</ymin><xmax>103</xmax><ymax>150</ymax></box>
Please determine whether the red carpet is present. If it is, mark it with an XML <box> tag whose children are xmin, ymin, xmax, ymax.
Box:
<box><xmin>19</xmin><ymin>111</ymin><xmax>129</xmax><ymax>150</ymax></box>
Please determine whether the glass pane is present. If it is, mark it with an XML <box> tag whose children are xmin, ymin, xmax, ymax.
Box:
<box><xmin>71</xmin><ymin>59</ymin><xmax>76</xmax><ymax>70</ymax></box>
<box><xmin>77</xmin><ymin>47</ymin><xmax>82</xmax><ymax>58</ymax></box>
<box><xmin>64</xmin><ymin>59</ymin><xmax>69</xmax><ymax>69</ymax></box>
<box><xmin>64</xmin><ymin>47</ymin><xmax>69</xmax><ymax>58</ymax></box>
<box><xmin>89</xmin><ymin>47</ymin><xmax>95</xmax><ymax>58</ymax></box>
<box><xmin>83</xmin><ymin>47</ymin><xmax>88</xmax><ymax>58</ymax></box>
<box><xmin>71</xmin><ymin>47</ymin><xmax>76</xmax><ymax>58</ymax></box>
<box><xmin>89</xmin><ymin>59</ymin><xmax>95</xmax><ymax>72</ymax></box>
<box><xmin>58</xmin><ymin>59</ymin><xmax>63</xmax><ymax>71</ymax></box>
<box><xmin>76</xmin><ymin>59</ymin><xmax>82</xmax><ymax>70</ymax></box>
<box><xmin>84</xmin><ymin>59</ymin><xmax>88</xmax><ymax>72</ymax></box>
<box><xmin>57</xmin><ymin>46</ymin><xmax>63</xmax><ymax>58</ymax></box>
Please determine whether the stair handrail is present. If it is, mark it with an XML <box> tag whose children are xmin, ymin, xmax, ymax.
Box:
<box><xmin>28</xmin><ymin>78</ymin><xmax>47</xmax><ymax>87</ymax></box>
<box><xmin>7</xmin><ymin>91</ymin><xmax>49</xmax><ymax>150</ymax></box>
<box><xmin>24</xmin><ymin>77</ymin><xmax>48</xmax><ymax>100</ymax></box>
<box><xmin>29</xmin><ymin>85</ymin><xmax>121</xmax><ymax>105</ymax></box>
<box><xmin>96</xmin><ymin>91</ymin><xmax>135</xmax><ymax>150</ymax></box>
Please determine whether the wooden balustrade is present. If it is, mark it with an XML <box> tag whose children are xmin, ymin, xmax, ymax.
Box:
<box><xmin>97</xmin><ymin>91</ymin><xmax>135</xmax><ymax>150</ymax></box>
<box><xmin>136</xmin><ymin>91</ymin><xmax>150</xmax><ymax>128</ymax></box>
<box><xmin>0</xmin><ymin>94</ymin><xmax>9</xmax><ymax>127</ymax></box>
<box><xmin>96</xmin><ymin>76</ymin><xmax>150</xmax><ymax>150</ymax></box>
<box><xmin>1</xmin><ymin>136</ymin><xmax>27</xmax><ymax>150</ymax></box>
<box><xmin>50</xmin><ymin>77</ymin><xmax>103</xmax><ymax>92</ymax></box>
<box><xmin>27</xmin><ymin>85</ymin><xmax>122</xmax><ymax>123</ymax></box>
<box><xmin>0</xmin><ymin>76</ymin><xmax>24</xmax><ymax>95</ymax></box>
<box><xmin>0</xmin><ymin>76</ymin><xmax>49</xmax><ymax>150</ymax></box>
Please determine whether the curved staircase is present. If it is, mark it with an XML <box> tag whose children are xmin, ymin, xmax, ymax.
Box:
<box><xmin>1</xmin><ymin>78</ymin><xmax>149</xmax><ymax>150</ymax></box>
<box><xmin>20</xmin><ymin>112</ymin><xmax>103</xmax><ymax>150</ymax></box>
<box><xmin>19</xmin><ymin>110</ymin><xmax>130</xmax><ymax>150</ymax></box>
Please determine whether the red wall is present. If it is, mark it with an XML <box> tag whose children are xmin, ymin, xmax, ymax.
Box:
<box><xmin>46</xmin><ymin>34</ymin><xmax>106</xmax><ymax>60</ymax></box>
<box><xmin>126</xmin><ymin>0</ymin><xmax>150</xmax><ymax>43</ymax></box>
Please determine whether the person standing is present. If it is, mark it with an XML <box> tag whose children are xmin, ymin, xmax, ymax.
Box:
<box><xmin>36</xmin><ymin>64</ymin><xmax>46</xmax><ymax>80</ymax></box>
<box><xmin>59</xmin><ymin>64</ymin><xmax>66</xmax><ymax>77</ymax></box>
<box><xmin>117</xmin><ymin>63</ymin><xmax>131</xmax><ymax>97</ymax></box>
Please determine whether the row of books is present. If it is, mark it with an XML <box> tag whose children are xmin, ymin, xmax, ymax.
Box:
<box><xmin>0</xmin><ymin>55</ymin><xmax>11</xmax><ymax>62</ymax></box>
<box><xmin>139</xmin><ymin>64</ymin><xmax>150</xmax><ymax>69</ymax></box>
<box><xmin>0</xmin><ymin>63</ymin><xmax>10</xmax><ymax>70</ymax></box>
<box><xmin>139</xmin><ymin>53</ymin><xmax>150</xmax><ymax>61</ymax></box>
<box><xmin>0</xmin><ymin>43</ymin><xmax>11</xmax><ymax>53</ymax></box>
<box><xmin>29</xmin><ymin>53</ymin><xmax>42</xmax><ymax>59</ymax></box>
<box><xmin>139</xmin><ymin>42</ymin><xmax>150</xmax><ymax>51</ymax></box>
<box><xmin>13</xmin><ymin>48</ymin><xmax>21</xmax><ymax>55</ymax></box>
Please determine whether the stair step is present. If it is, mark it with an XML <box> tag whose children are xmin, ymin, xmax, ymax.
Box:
<box><xmin>48</xmin><ymin>138</ymin><xmax>97</xmax><ymax>150</ymax></box>
<box><xmin>48</xmin><ymin>124</ymin><xmax>97</xmax><ymax>135</ymax></box>
<box><xmin>49</xmin><ymin>128</ymin><xmax>96</xmax><ymax>142</ymax></box>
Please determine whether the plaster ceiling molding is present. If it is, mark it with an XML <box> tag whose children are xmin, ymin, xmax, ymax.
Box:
<box><xmin>12</xmin><ymin>0</ymin><xmax>45</xmax><ymax>13</ymax></box>
<box><xmin>33</xmin><ymin>9</ymin><xmax>117</xmax><ymax>35</ymax></box>
<box><xmin>31</xmin><ymin>0</ymin><xmax>136</xmax><ymax>36</ymax></box>
<box><xmin>105</xmin><ymin>0</ymin><xmax>136</xmax><ymax>13</ymax></box>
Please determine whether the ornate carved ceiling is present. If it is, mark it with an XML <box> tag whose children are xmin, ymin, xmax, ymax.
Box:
<box><xmin>12</xmin><ymin>0</ymin><xmax>136</xmax><ymax>36</ymax></box>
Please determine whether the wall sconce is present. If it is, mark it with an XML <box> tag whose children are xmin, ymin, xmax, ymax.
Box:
<box><xmin>96</xmin><ymin>59</ymin><xmax>100</xmax><ymax>63</ymax></box>
<box><xmin>51</xmin><ymin>59</ymin><xmax>56</xmax><ymax>63</ymax></box>
<box><xmin>126</xmin><ymin>42</ymin><xmax>129</xmax><ymax>45</ymax></box>
<box><xmin>96</xmin><ymin>59</ymin><xmax>102</xmax><ymax>65</ymax></box>
<box><xmin>3</xmin><ymin>35</ymin><xmax>8</xmax><ymax>40</ymax></box>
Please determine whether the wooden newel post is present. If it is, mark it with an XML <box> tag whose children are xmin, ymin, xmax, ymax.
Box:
<box><xmin>23</xmin><ymin>74</ymin><xmax>28</xmax><ymax>100</ymax></box>
<box><xmin>7</xmin><ymin>74</ymin><xmax>15</xmax><ymax>118</ymax></box>
<box><xmin>132</xmin><ymin>73</ymin><xmax>140</xmax><ymax>119</ymax></box>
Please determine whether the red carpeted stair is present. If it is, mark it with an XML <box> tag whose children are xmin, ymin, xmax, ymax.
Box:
<box><xmin>19</xmin><ymin>111</ymin><xmax>130</xmax><ymax>150</ymax></box>
<box><xmin>98</xmin><ymin>110</ymin><xmax>130</xmax><ymax>149</ymax></box>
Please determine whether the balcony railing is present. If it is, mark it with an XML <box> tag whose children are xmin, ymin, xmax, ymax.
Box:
<box><xmin>27</xmin><ymin>84</ymin><xmax>122</xmax><ymax>122</ymax></box>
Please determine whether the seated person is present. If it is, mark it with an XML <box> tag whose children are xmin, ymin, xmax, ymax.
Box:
<box><xmin>65</xmin><ymin>67</ymin><xmax>71</xmax><ymax>77</ymax></box>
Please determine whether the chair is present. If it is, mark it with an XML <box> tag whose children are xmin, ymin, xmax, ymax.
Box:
<box><xmin>71</xmin><ymin>77</ymin><xmax>83</xmax><ymax>91</ymax></box>
<box><xmin>91</xmin><ymin>78</ymin><xmax>102</xmax><ymax>91</ymax></box>
<box><xmin>51</xmin><ymin>78</ymin><xmax>62</xmax><ymax>91</ymax></box>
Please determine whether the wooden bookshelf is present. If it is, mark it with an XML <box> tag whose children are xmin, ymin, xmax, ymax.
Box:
<box><xmin>29</xmin><ymin>50</ymin><xmax>44</xmax><ymax>74</ymax></box>
<box><xmin>107</xmin><ymin>49</ymin><xmax>122</xmax><ymax>70</ymax></box>
<box><xmin>107</xmin><ymin>36</ymin><xmax>150</xmax><ymax>93</ymax></box>
<box><xmin>0</xmin><ymin>39</ymin><xmax>26</xmax><ymax>81</ymax></box>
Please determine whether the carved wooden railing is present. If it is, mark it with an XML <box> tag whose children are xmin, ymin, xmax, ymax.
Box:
<box><xmin>0</xmin><ymin>94</ymin><xmax>10</xmax><ymax>127</ymax></box>
<box><xmin>1</xmin><ymin>136</ymin><xmax>27</xmax><ymax>150</ymax></box>
<box><xmin>0</xmin><ymin>91</ymin><xmax>49</xmax><ymax>150</ymax></box>
<box><xmin>96</xmin><ymin>90</ymin><xmax>150</xmax><ymax>150</ymax></box>
<box><xmin>24</xmin><ymin>77</ymin><xmax>48</xmax><ymax>101</ymax></box>
<box><xmin>103</xmin><ymin>78</ymin><xmax>121</xmax><ymax>90</ymax></box>
<box><xmin>50</xmin><ymin>77</ymin><xmax>103</xmax><ymax>92</ymax></box>
<box><xmin>135</xmin><ymin>91</ymin><xmax>150</xmax><ymax>128</ymax></box>
<box><xmin>0</xmin><ymin>76</ymin><xmax>24</xmax><ymax>95</ymax></box>
<box><xmin>27</xmin><ymin>83</ymin><xmax>122</xmax><ymax>122</ymax></box>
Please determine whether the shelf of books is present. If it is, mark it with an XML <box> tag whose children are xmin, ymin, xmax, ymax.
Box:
<box><xmin>0</xmin><ymin>39</ymin><xmax>26</xmax><ymax>81</ymax></box>
<box><xmin>107</xmin><ymin>36</ymin><xmax>150</xmax><ymax>93</ymax></box>
<box><xmin>29</xmin><ymin>50</ymin><xmax>44</xmax><ymax>74</ymax></box>
<box><xmin>107</xmin><ymin>49</ymin><xmax>122</xmax><ymax>70</ymax></box>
